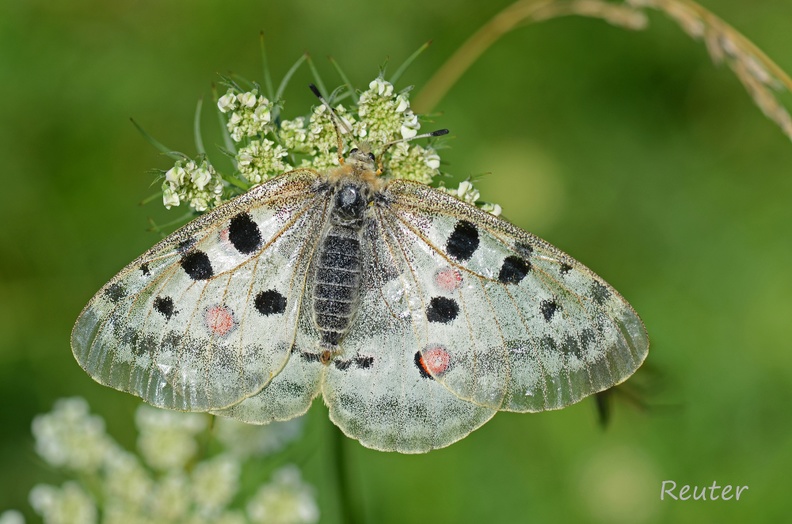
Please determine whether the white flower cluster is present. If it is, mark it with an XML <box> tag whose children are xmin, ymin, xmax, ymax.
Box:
<box><xmin>237</xmin><ymin>139</ymin><xmax>291</xmax><ymax>185</ymax></box>
<box><xmin>297</xmin><ymin>104</ymin><xmax>361</xmax><ymax>171</ymax></box>
<box><xmin>357</xmin><ymin>78</ymin><xmax>420</xmax><ymax>143</ymax></box>
<box><xmin>386</xmin><ymin>141</ymin><xmax>441</xmax><ymax>185</ymax></box>
<box><xmin>246</xmin><ymin>466</ymin><xmax>319</xmax><ymax>524</ymax></box>
<box><xmin>216</xmin><ymin>77</ymin><xmax>444</xmax><ymax>186</ymax></box>
<box><xmin>11</xmin><ymin>397</ymin><xmax>316</xmax><ymax>524</ymax></box>
<box><xmin>31</xmin><ymin>397</ymin><xmax>113</xmax><ymax>473</ymax></box>
<box><xmin>218</xmin><ymin>90</ymin><xmax>276</xmax><ymax>142</ymax></box>
<box><xmin>188</xmin><ymin>76</ymin><xmax>504</xmax><ymax>215</ymax></box>
<box><xmin>162</xmin><ymin>158</ymin><xmax>223</xmax><ymax>212</ymax></box>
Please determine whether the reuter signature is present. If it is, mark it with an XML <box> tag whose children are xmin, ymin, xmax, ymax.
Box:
<box><xmin>661</xmin><ymin>481</ymin><xmax>748</xmax><ymax>501</ymax></box>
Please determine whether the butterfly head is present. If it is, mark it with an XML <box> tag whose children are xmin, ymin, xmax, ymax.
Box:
<box><xmin>347</xmin><ymin>143</ymin><xmax>377</xmax><ymax>174</ymax></box>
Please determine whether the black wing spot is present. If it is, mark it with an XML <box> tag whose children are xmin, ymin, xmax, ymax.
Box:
<box><xmin>228</xmin><ymin>212</ymin><xmax>263</xmax><ymax>254</ymax></box>
<box><xmin>104</xmin><ymin>282</ymin><xmax>125</xmax><ymax>303</ymax></box>
<box><xmin>580</xmin><ymin>328</ymin><xmax>597</xmax><ymax>348</ymax></box>
<box><xmin>140</xmin><ymin>263</ymin><xmax>151</xmax><ymax>276</ymax></box>
<box><xmin>414</xmin><ymin>351</ymin><xmax>433</xmax><ymax>379</ymax></box>
<box><xmin>446</xmin><ymin>220</ymin><xmax>479</xmax><ymax>261</ymax></box>
<box><xmin>301</xmin><ymin>352</ymin><xmax>322</xmax><ymax>363</ymax></box>
<box><xmin>559</xmin><ymin>263</ymin><xmax>572</xmax><ymax>275</ymax></box>
<box><xmin>180</xmin><ymin>251</ymin><xmax>214</xmax><ymax>280</ymax></box>
<box><xmin>255</xmin><ymin>289</ymin><xmax>287</xmax><ymax>316</ymax></box>
<box><xmin>334</xmin><ymin>359</ymin><xmax>352</xmax><ymax>371</ymax></box>
<box><xmin>426</xmin><ymin>296</ymin><xmax>459</xmax><ymax>324</ymax></box>
<box><xmin>153</xmin><ymin>296</ymin><xmax>176</xmax><ymax>320</ymax></box>
<box><xmin>540</xmin><ymin>299</ymin><xmax>559</xmax><ymax>322</ymax></box>
<box><xmin>541</xmin><ymin>336</ymin><xmax>559</xmax><ymax>353</ymax></box>
<box><xmin>562</xmin><ymin>334</ymin><xmax>583</xmax><ymax>358</ymax></box>
<box><xmin>355</xmin><ymin>356</ymin><xmax>374</xmax><ymax>369</ymax></box>
<box><xmin>498</xmin><ymin>255</ymin><xmax>531</xmax><ymax>284</ymax></box>
<box><xmin>591</xmin><ymin>280</ymin><xmax>611</xmax><ymax>305</ymax></box>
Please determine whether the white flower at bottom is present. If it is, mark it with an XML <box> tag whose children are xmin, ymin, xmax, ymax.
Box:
<box><xmin>190</xmin><ymin>454</ymin><xmax>241</xmax><ymax>515</ymax></box>
<box><xmin>150</xmin><ymin>472</ymin><xmax>191</xmax><ymax>522</ymax></box>
<box><xmin>246</xmin><ymin>465</ymin><xmax>319</xmax><ymax>524</ymax></box>
<box><xmin>29</xmin><ymin>482</ymin><xmax>97</xmax><ymax>524</ymax></box>
<box><xmin>215</xmin><ymin>417</ymin><xmax>304</xmax><ymax>459</ymax></box>
<box><xmin>31</xmin><ymin>397</ymin><xmax>112</xmax><ymax>474</ymax></box>
<box><xmin>135</xmin><ymin>405</ymin><xmax>207</xmax><ymax>471</ymax></box>
<box><xmin>0</xmin><ymin>510</ymin><xmax>25</xmax><ymax>524</ymax></box>
<box><xmin>102</xmin><ymin>448</ymin><xmax>153</xmax><ymax>508</ymax></box>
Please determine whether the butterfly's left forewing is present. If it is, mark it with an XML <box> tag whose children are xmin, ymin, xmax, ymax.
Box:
<box><xmin>379</xmin><ymin>180</ymin><xmax>649</xmax><ymax>413</ymax></box>
<box><xmin>72</xmin><ymin>170</ymin><xmax>330</xmax><ymax>412</ymax></box>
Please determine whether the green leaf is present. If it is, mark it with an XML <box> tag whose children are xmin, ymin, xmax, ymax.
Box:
<box><xmin>193</xmin><ymin>97</ymin><xmax>206</xmax><ymax>156</ymax></box>
<box><xmin>130</xmin><ymin>118</ymin><xmax>182</xmax><ymax>160</ymax></box>
<box><xmin>390</xmin><ymin>40</ymin><xmax>432</xmax><ymax>85</ymax></box>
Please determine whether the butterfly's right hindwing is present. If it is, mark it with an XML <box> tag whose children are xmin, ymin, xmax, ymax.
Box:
<box><xmin>71</xmin><ymin>170</ymin><xmax>330</xmax><ymax>412</ymax></box>
<box><xmin>320</xmin><ymin>217</ymin><xmax>496</xmax><ymax>453</ymax></box>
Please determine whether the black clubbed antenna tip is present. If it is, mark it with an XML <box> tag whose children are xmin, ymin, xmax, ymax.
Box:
<box><xmin>430</xmin><ymin>129</ymin><xmax>449</xmax><ymax>137</ymax></box>
<box><xmin>308</xmin><ymin>83</ymin><xmax>322</xmax><ymax>99</ymax></box>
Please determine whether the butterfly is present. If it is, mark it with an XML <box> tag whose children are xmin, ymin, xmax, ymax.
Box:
<box><xmin>72</xmin><ymin>91</ymin><xmax>648</xmax><ymax>453</ymax></box>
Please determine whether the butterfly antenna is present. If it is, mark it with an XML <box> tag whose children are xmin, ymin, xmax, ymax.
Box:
<box><xmin>376</xmin><ymin>128</ymin><xmax>449</xmax><ymax>174</ymax></box>
<box><xmin>309</xmin><ymin>83</ymin><xmax>352</xmax><ymax>165</ymax></box>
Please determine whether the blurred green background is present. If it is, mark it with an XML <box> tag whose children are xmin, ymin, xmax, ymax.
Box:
<box><xmin>2</xmin><ymin>0</ymin><xmax>791</xmax><ymax>522</ymax></box>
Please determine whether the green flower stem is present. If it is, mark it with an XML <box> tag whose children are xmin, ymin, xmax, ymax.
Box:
<box><xmin>330</xmin><ymin>421</ymin><xmax>359</xmax><ymax>524</ymax></box>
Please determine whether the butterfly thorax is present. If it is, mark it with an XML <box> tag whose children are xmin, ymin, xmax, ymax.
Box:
<box><xmin>312</xmin><ymin>180</ymin><xmax>371</xmax><ymax>361</ymax></box>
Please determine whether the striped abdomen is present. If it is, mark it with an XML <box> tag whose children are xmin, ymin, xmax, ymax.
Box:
<box><xmin>312</xmin><ymin>224</ymin><xmax>363</xmax><ymax>347</ymax></box>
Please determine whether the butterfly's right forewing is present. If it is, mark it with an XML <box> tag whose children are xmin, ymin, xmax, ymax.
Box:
<box><xmin>72</xmin><ymin>170</ymin><xmax>330</xmax><ymax>412</ymax></box>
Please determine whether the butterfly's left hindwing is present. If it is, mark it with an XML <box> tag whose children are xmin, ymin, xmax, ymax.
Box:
<box><xmin>377</xmin><ymin>180</ymin><xmax>649</xmax><ymax>413</ymax></box>
<box><xmin>71</xmin><ymin>170</ymin><xmax>329</xmax><ymax>412</ymax></box>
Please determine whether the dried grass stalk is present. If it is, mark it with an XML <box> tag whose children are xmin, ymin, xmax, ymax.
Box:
<box><xmin>415</xmin><ymin>0</ymin><xmax>792</xmax><ymax>142</ymax></box>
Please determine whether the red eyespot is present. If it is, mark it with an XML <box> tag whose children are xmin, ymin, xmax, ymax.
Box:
<box><xmin>420</xmin><ymin>345</ymin><xmax>451</xmax><ymax>376</ymax></box>
<box><xmin>205</xmin><ymin>305</ymin><xmax>236</xmax><ymax>336</ymax></box>
<box><xmin>434</xmin><ymin>267</ymin><xmax>462</xmax><ymax>292</ymax></box>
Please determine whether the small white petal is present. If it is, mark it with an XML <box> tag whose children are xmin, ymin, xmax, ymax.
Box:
<box><xmin>191</xmin><ymin>166</ymin><xmax>212</xmax><ymax>190</ymax></box>
<box><xmin>162</xmin><ymin>187</ymin><xmax>181</xmax><ymax>209</ymax></box>
<box><xmin>400</xmin><ymin>126</ymin><xmax>418</xmax><ymax>139</ymax></box>
<box><xmin>457</xmin><ymin>180</ymin><xmax>473</xmax><ymax>198</ymax></box>
<box><xmin>238</xmin><ymin>92</ymin><xmax>257</xmax><ymax>108</ymax></box>
<box><xmin>165</xmin><ymin>166</ymin><xmax>186</xmax><ymax>185</ymax></box>
<box><xmin>425</xmin><ymin>153</ymin><xmax>440</xmax><ymax>170</ymax></box>
<box><xmin>395</xmin><ymin>95</ymin><xmax>409</xmax><ymax>113</ymax></box>
<box><xmin>217</xmin><ymin>92</ymin><xmax>237</xmax><ymax>113</ymax></box>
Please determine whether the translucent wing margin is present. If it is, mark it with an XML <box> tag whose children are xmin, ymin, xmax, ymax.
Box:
<box><xmin>71</xmin><ymin>170</ymin><xmax>329</xmax><ymax>412</ymax></box>
<box><xmin>379</xmin><ymin>180</ymin><xmax>649</xmax><ymax>412</ymax></box>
